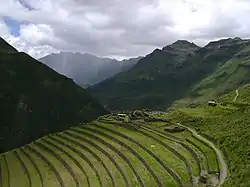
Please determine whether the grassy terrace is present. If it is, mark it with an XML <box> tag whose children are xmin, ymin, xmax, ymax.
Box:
<box><xmin>17</xmin><ymin>148</ymin><xmax>44</xmax><ymax>187</ymax></box>
<box><xmin>89</xmin><ymin>123</ymin><xmax>188</xmax><ymax>185</ymax></box>
<box><xmin>0</xmin><ymin>113</ymin><xmax>223</xmax><ymax>187</ymax></box>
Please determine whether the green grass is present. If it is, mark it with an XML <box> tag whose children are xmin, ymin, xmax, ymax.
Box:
<box><xmin>81</xmin><ymin>124</ymin><xmax>182</xmax><ymax>186</ymax></box>
<box><xmin>0</xmin><ymin>113</ymin><xmax>225</xmax><ymax>187</ymax></box>
<box><xmin>139</xmin><ymin>126</ymin><xmax>201</xmax><ymax>176</ymax></box>
<box><xmin>94</xmin><ymin>122</ymin><xmax>191</xmax><ymax>182</ymax></box>
<box><xmin>40</xmin><ymin>138</ymin><xmax>88</xmax><ymax>187</ymax></box>
<box><xmin>47</xmin><ymin>135</ymin><xmax>100</xmax><ymax>187</ymax></box>
<box><xmin>0</xmin><ymin>156</ymin><xmax>9</xmax><ymax>187</ymax></box>
<box><xmin>31</xmin><ymin>141</ymin><xmax>76</xmax><ymax>187</ymax></box>
<box><xmin>58</xmin><ymin>132</ymin><xmax>115</xmax><ymax>187</ymax></box>
<box><xmin>186</xmin><ymin>138</ymin><xmax>209</xmax><ymax>171</ymax></box>
<box><xmin>73</xmin><ymin>126</ymin><xmax>159</xmax><ymax>186</ymax></box>
<box><xmin>56</xmin><ymin>131</ymin><xmax>127</xmax><ymax>187</ymax></box>
<box><xmin>165</xmin><ymin>89</ymin><xmax>250</xmax><ymax>186</ymax></box>
<box><xmin>53</xmin><ymin>133</ymin><xmax>108</xmax><ymax>187</ymax></box>
<box><xmin>4</xmin><ymin>151</ymin><xmax>30</xmax><ymax>187</ymax></box>
<box><xmin>23</xmin><ymin>145</ymin><xmax>61</xmax><ymax>187</ymax></box>
<box><xmin>16</xmin><ymin>148</ymin><xmax>43</xmax><ymax>187</ymax></box>
<box><xmin>52</xmin><ymin>133</ymin><xmax>130</xmax><ymax>187</ymax></box>
<box><xmin>187</xmin><ymin>136</ymin><xmax>219</xmax><ymax>172</ymax></box>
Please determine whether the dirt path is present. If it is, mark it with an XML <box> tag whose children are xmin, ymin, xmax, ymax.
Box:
<box><xmin>177</xmin><ymin>123</ymin><xmax>228</xmax><ymax>187</ymax></box>
<box><xmin>233</xmin><ymin>89</ymin><xmax>239</xmax><ymax>102</ymax></box>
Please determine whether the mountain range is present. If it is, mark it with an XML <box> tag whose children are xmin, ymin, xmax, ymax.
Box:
<box><xmin>39</xmin><ymin>52</ymin><xmax>141</xmax><ymax>87</ymax></box>
<box><xmin>88</xmin><ymin>37</ymin><xmax>250</xmax><ymax>110</ymax></box>
<box><xmin>0</xmin><ymin>37</ymin><xmax>107</xmax><ymax>153</ymax></box>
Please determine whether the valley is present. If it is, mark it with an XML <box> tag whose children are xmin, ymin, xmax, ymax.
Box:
<box><xmin>1</xmin><ymin>37</ymin><xmax>250</xmax><ymax>187</ymax></box>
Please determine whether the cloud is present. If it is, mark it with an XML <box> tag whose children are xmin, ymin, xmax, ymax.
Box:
<box><xmin>0</xmin><ymin>0</ymin><xmax>250</xmax><ymax>59</ymax></box>
<box><xmin>0</xmin><ymin>18</ymin><xmax>10</xmax><ymax>36</ymax></box>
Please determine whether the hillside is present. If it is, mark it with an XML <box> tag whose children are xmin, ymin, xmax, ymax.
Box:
<box><xmin>1</xmin><ymin>85</ymin><xmax>250</xmax><ymax>186</ymax></box>
<box><xmin>0</xmin><ymin>110</ymin><xmax>225</xmax><ymax>187</ymax></box>
<box><xmin>0</xmin><ymin>39</ymin><xmax>107</xmax><ymax>153</ymax></box>
<box><xmin>166</xmin><ymin>84</ymin><xmax>250</xmax><ymax>186</ymax></box>
<box><xmin>174</xmin><ymin>38</ymin><xmax>250</xmax><ymax>106</ymax></box>
<box><xmin>88</xmin><ymin>38</ymin><xmax>250</xmax><ymax>110</ymax></box>
<box><xmin>1</xmin><ymin>86</ymin><xmax>249</xmax><ymax>187</ymax></box>
<box><xmin>39</xmin><ymin>52</ymin><xmax>140</xmax><ymax>87</ymax></box>
<box><xmin>88</xmin><ymin>40</ymin><xmax>200</xmax><ymax>110</ymax></box>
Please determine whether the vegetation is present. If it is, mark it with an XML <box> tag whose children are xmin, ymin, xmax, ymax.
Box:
<box><xmin>0</xmin><ymin>39</ymin><xmax>107</xmax><ymax>153</ymax></box>
<box><xmin>0</xmin><ymin>111</ymin><xmax>223</xmax><ymax>187</ymax></box>
<box><xmin>88</xmin><ymin>38</ymin><xmax>250</xmax><ymax>110</ymax></box>
<box><xmin>1</xmin><ymin>37</ymin><xmax>249</xmax><ymax>187</ymax></box>
<box><xmin>162</xmin><ymin>85</ymin><xmax>250</xmax><ymax>186</ymax></box>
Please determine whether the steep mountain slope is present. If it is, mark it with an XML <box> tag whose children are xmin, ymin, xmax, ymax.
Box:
<box><xmin>88</xmin><ymin>40</ymin><xmax>201</xmax><ymax>110</ymax></box>
<box><xmin>88</xmin><ymin>38</ymin><xmax>250</xmax><ymax>110</ymax></box>
<box><xmin>175</xmin><ymin>38</ymin><xmax>250</xmax><ymax>106</ymax></box>
<box><xmin>0</xmin><ymin>39</ymin><xmax>107</xmax><ymax>153</ymax></box>
<box><xmin>39</xmin><ymin>52</ymin><xmax>140</xmax><ymax>87</ymax></box>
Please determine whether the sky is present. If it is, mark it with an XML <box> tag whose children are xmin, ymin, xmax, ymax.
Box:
<box><xmin>0</xmin><ymin>0</ymin><xmax>250</xmax><ymax>60</ymax></box>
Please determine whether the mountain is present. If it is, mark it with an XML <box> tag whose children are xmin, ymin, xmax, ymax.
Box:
<box><xmin>0</xmin><ymin>37</ymin><xmax>17</xmax><ymax>53</ymax></box>
<box><xmin>88</xmin><ymin>40</ymin><xmax>201</xmax><ymax>110</ymax></box>
<box><xmin>174</xmin><ymin>37</ymin><xmax>250</xmax><ymax>106</ymax></box>
<box><xmin>39</xmin><ymin>52</ymin><xmax>141</xmax><ymax>87</ymax></box>
<box><xmin>0</xmin><ymin>39</ymin><xmax>108</xmax><ymax>153</ymax></box>
<box><xmin>88</xmin><ymin>38</ymin><xmax>250</xmax><ymax>110</ymax></box>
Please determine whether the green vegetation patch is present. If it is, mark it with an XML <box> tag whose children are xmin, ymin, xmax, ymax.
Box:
<box><xmin>165</xmin><ymin>96</ymin><xmax>250</xmax><ymax>186</ymax></box>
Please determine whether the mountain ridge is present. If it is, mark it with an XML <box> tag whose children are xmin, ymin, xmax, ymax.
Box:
<box><xmin>88</xmin><ymin>37</ymin><xmax>250</xmax><ymax>110</ymax></box>
<box><xmin>0</xmin><ymin>37</ymin><xmax>18</xmax><ymax>53</ymax></box>
<box><xmin>39</xmin><ymin>52</ymin><xmax>141</xmax><ymax>87</ymax></box>
<box><xmin>0</xmin><ymin>39</ymin><xmax>108</xmax><ymax>153</ymax></box>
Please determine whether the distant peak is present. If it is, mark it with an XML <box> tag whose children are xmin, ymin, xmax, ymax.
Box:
<box><xmin>233</xmin><ymin>37</ymin><xmax>242</xmax><ymax>41</ymax></box>
<box><xmin>57</xmin><ymin>51</ymin><xmax>98</xmax><ymax>58</ymax></box>
<box><xmin>170</xmin><ymin>40</ymin><xmax>198</xmax><ymax>47</ymax></box>
<box><xmin>162</xmin><ymin>40</ymin><xmax>199</xmax><ymax>53</ymax></box>
<box><xmin>83</xmin><ymin>53</ymin><xmax>97</xmax><ymax>58</ymax></box>
<box><xmin>206</xmin><ymin>37</ymin><xmax>245</xmax><ymax>48</ymax></box>
<box><xmin>172</xmin><ymin>40</ymin><xmax>192</xmax><ymax>45</ymax></box>
<box><xmin>153</xmin><ymin>48</ymin><xmax>161</xmax><ymax>52</ymax></box>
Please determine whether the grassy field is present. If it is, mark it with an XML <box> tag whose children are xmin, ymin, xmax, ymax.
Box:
<box><xmin>163</xmin><ymin>85</ymin><xmax>250</xmax><ymax>186</ymax></box>
<box><xmin>0</xmin><ymin>112</ymin><xmax>223</xmax><ymax>187</ymax></box>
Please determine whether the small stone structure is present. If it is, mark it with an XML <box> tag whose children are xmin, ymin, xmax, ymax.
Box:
<box><xmin>117</xmin><ymin>113</ymin><xmax>127</xmax><ymax>120</ymax></box>
<box><xmin>208</xmin><ymin>101</ymin><xmax>217</xmax><ymax>107</ymax></box>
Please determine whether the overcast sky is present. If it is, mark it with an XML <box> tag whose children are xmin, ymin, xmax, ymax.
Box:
<box><xmin>0</xmin><ymin>0</ymin><xmax>250</xmax><ymax>59</ymax></box>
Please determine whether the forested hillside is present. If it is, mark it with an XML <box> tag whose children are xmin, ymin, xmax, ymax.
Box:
<box><xmin>0</xmin><ymin>38</ymin><xmax>107</xmax><ymax>153</ymax></box>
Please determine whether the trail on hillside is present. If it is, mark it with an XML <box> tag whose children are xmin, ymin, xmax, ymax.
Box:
<box><xmin>233</xmin><ymin>89</ymin><xmax>239</xmax><ymax>102</ymax></box>
<box><xmin>177</xmin><ymin>123</ymin><xmax>228</xmax><ymax>187</ymax></box>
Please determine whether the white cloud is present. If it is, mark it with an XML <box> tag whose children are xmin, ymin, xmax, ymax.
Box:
<box><xmin>6</xmin><ymin>35</ymin><xmax>59</xmax><ymax>58</ymax></box>
<box><xmin>0</xmin><ymin>0</ymin><xmax>250</xmax><ymax>59</ymax></box>
<box><xmin>0</xmin><ymin>17</ymin><xmax>59</xmax><ymax>58</ymax></box>
<box><xmin>0</xmin><ymin>18</ymin><xmax>10</xmax><ymax>36</ymax></box>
